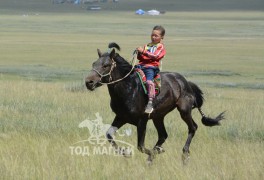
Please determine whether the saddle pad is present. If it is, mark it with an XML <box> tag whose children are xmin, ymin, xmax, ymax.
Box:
<box><xmin>135</xmin><ymin>68</ymin><xmax>161</xmax><ymax>95</ymax></box>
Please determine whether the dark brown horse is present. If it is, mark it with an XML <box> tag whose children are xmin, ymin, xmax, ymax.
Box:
<box><xmin>85</xmin><ymin>42</ymin><xmax>224</xmax><ymax>164</ymax></box>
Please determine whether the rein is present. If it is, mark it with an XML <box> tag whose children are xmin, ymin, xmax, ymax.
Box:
<box><xmin>92</xmin><ymin>50</ymin><xmax>137</xmax><ymax>85</ymax></box>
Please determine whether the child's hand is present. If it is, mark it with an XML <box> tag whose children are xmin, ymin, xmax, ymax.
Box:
<box><xmin>136</xmin><ymin>47</ymin><xmax>144</xmax><ymax>53</ymax></box>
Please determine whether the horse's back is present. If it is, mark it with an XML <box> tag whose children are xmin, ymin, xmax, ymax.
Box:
<box><xmin>159</xmin><ymin>71</ymin><xmax>193</xmax><ymax>98</ymax></box>
<box><xmin>160</xmin><ymin>71</ymin><xmax>190</xmax><ymax>88</ymax></box>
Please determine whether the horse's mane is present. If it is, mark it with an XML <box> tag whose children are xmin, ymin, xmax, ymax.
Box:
<box><xmin>109</xmin><ymin>42</ymin><xmax>121</xmax><ymax>51</ymax></box>
<box><xmin>108</xmin><ymin>42</ymin><xmax>133</xmax><ymax>74</ymax></box>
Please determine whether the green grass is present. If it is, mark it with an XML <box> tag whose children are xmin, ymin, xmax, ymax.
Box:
<box><xmin>0</xmin><ymin>7</ymin><xmax>264</xmax><ymax>180</ymax></box>
<box><xmin>1</xmin><ymin>0</ymin><xmax>263</xmax><ymax>12</ymax></box>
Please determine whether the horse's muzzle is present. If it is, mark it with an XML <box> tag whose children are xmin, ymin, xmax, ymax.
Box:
<box><xmin>85</xmin><ymin>74</ymin><xmax>102</xmax><ymax>91</ymax></box>
<box><xmin>85</xmin><ymin>70</ymin><xmax>103</xmax><ymax>91</ymax></box>
<box><xmin>85</xmin><ymin>79</ymin><xmax>103</xmax><ymax>91</ymax></box>
<box><xmin>85</xmin><ymin>80</ymin><xmax>96</xmax><ymax>91</ymax></box>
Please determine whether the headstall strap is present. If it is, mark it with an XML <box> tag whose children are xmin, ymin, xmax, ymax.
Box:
<box><xmin>93</xmin><ymin>50</ymin><xmax>137</xmax><ymax>85</ymax></box>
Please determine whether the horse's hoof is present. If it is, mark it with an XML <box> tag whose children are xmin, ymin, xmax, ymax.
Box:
<box><xmin>120</xmin><ymin>147</ymin><xmax>133</xmax><ymax>158</ymax></box>
<box><xmin>123</xmin><ymin>148</ymin><xmax>133</xmax><ymax>158</ymax></box>
<box><xmin>153</xmin><ymin>146</ymin><xmax>165</xmax><ymax>154</ymax></box>
<box><xmin>182</xmin><ymin>153</ymin><xmax>190</xmax><ymax>165</ymax></box>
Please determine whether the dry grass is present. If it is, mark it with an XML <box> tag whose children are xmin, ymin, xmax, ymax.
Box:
<box><xmin>0</xmin><ymin>80</ymin><xmax>263</xmax><ymax>179</ymax></box>
<box><xmin>0</xmin><ymin>10</ymin><xmax>264</xmax><ymax>179</ymax></box>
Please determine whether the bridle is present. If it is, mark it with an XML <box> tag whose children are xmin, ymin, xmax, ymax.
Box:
<box><xmin>92</xmin><ymin>50</ymin><xmax>137</xmax><ymax>85</ymax></box>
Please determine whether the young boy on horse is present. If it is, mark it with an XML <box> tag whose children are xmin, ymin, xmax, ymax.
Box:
<box><xmin>136</xmin><ymin>25</ymin><xmax>166</xmax><ymax>114</ymax></box>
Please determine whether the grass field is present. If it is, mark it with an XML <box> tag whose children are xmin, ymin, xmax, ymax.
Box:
<box><xmin>0</xmin><ymin>1</ymin><xmax>264</xmax><ymax>179</ymax></box>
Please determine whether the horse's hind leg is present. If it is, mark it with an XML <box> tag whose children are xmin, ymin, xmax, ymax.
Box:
<box><xmin>177</xmin><ymin>97</ymin><xmax>198</xmax><ymax>164</ymax></box>
<box><xmin>180</xmin><ymin>111</ymin><xmax>198</xmax><ymax>164</ymax></box>
<box><xmin>153</xmin><ymin>117</ymin><xmax>168</xmax><ymax>154</ymax></box>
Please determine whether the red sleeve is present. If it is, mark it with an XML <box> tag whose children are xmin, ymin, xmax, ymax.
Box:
<box><xmin>143</xmin><ymin>43</ymin><xmax>166</xmax><ymax>61</ymax></box>
<box><xmin>137</xmin><ymin>45</ymin><xmax>150</xmax><ymax>62</ymax></box>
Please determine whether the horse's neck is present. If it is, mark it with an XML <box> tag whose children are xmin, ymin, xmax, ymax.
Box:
<box><xmin>107</xmin><ymin>71</ymin><xmax>146</xmax><ymax>116</ymax></box>
<box><xmin>107</xmin><ymin>72</ymin><xmax>141</xmax><ymax>99</ymax></box>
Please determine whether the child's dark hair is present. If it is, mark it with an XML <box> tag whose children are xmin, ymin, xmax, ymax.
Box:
<box><xmin>153</xmin><ymin>25</ymin><xmax>165</xmax><ymax>36</ymax></box>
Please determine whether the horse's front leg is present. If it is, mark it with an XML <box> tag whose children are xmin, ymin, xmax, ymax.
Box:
<box><xmin>106</xmin><ymin>126</ymin><xmax>119</xmax><ymax>149</ymax></box>
<box><xmin>106</xmin><ymin>116</ymin><xmax>130</xmax><ymax>156</ymax></box>
<box><xmin>137</xmin><ymin>118</ymin><xmax>155</xmax><ymax>164</ymax></box>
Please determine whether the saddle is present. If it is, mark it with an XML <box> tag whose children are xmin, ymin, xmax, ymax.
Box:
<box><xmin>135</xmin><ymin>68</ymin><xmax>161</xmax><ymax>95</ymax></box>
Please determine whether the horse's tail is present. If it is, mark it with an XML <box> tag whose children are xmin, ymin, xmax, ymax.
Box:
<box><xmin>188</xmin><ymin>81</ymin><xmax>225</xmax><ymax>127</ymax></box>
<box><xmin>108</xmin><ymin>42</ymin><xmax>121</xmax><ymax>51</ymax></box>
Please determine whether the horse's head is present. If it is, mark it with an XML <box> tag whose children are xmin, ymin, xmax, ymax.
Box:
<box><xmin>85</xmin><ymin>42</ymin><xmax>133</xmax><ymax>91</ymax></box>
<box><xmin>85</xmin><ymin>46</ymin><xmax>118</xmax><ymax>91</ymax></box>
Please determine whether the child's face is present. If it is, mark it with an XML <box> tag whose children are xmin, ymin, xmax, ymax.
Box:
<box><xmin>151</xmin><ymin>30</ymin><xmax>163</xmax><ymax>44</ymax></box>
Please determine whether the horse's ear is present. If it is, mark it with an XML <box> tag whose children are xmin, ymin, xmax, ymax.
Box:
<box><xmin>97</xmin><ymin>49</ymin><xmax>102</xmax><ymax>57</ymax></box>
<box><xmin>109</xmin><ymin>48</ymin><xmax>115</xmax><ymax>59</ymax></box>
